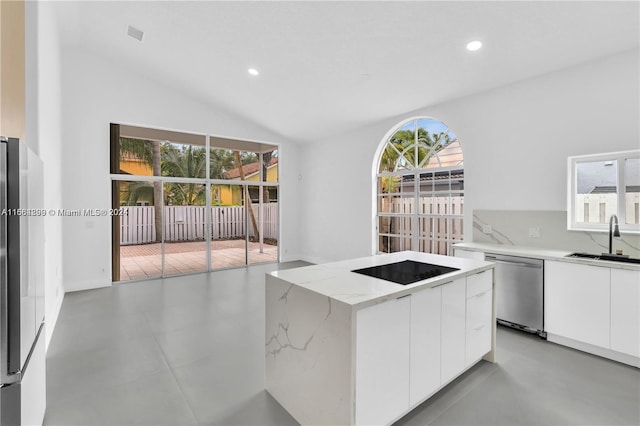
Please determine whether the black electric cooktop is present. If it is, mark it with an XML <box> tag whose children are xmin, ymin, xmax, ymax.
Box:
<box><xmin>352</xmin><ymin>260</ymin><xmax>460</xmax><ymax>285</ymax></box>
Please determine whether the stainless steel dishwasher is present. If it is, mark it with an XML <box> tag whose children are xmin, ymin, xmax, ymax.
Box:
<box><xmin>484</xmin><ymin>253</ymin><xmax>545</xmax><ymax>337</ymax></box>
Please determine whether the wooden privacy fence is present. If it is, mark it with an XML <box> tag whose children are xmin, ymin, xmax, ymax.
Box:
<box><xmin>120</xmin><ymin>204</ymin><xmax>278</xmax><ymax>245</ymax></box>
<box><xmin>379</xmin><ymin>196</ymin><xmax>464</xmax><ymax>255</ymax></box>
<box><xmin>380</xmin><ymin>195</ymin><xmax>464</xmax><ymax>241</ymax></box>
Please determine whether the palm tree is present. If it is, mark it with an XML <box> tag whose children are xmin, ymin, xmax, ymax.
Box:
<box><xmin>261</xmin><ymin>150</ymin><xmax>274</xmax><ymax>203</ymax></box>
<box><xmin>210</xmin><ymin>148</ymin><xmax>236</xmax><ymax>179</ymax></box>
<box><xmin>161</xmin><ymin>144</ymin><xmax>207</xmax><ymax>206</ymax></box>
<box><xmin>234</xmin><ymin>150</ymin><xmax>260</xmax><ymax>241</ymax></box>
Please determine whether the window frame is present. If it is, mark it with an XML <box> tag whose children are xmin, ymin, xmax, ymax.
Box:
<box><xmin>567</xmin><ymin>149</ymin><xmax>640</xmax><ymax>234</ymax></box>
<box><xmin>373</xmin><ymin>117</ymin><xmax>464</xmax><ymax>255</ymax></box>
<box><xmin>110</xmin><ymin>123</ymin><xmax>281</xmax><ymax>282</ymax></box>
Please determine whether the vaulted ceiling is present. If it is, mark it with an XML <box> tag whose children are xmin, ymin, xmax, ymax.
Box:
<box><xmin>54</xmin><ymin>1</ymin><xmax>640</xmax><ymax>143</ymax></box>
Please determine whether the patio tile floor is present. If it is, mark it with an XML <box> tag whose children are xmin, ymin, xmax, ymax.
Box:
<box><xmin>119</xmin><ymin>240</ymin><xmax>278</xmax><ymax>281</ymax></box>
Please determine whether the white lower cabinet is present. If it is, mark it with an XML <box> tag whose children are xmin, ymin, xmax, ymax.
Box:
<box><xmin>355</xmin><ymin>296</ymin><xmax>411</xmax><ymax>426</ymax></box>
<box><xmin>611</xmin><ymin>268</ymin><xmax>640</xmax><ymax>357</ymax></box>
<box><xmin>465</xmin><ymin>270</ymin><xmax>493</xmax><ymax>366</ymax></box>
<box><xmin>545</xmin><ymin>261</ymin><xmax>610</xmax><ymax>348</ymax></box>
<box><xmin>410</xmin><ymin>285</ymin><xmax>442</xmax><ymax>406</ymax></box>
<box><xmin>355</xmin><ymin>271</ymin><xmax>493</xmax><ymax>425</ymax></box>
<box><xmin>441</xmin><ymin>278</ymin><xmax>467</xmax><ymax>383</ymax></box>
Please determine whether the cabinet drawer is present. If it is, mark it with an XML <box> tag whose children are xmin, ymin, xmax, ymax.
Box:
<box><xmin>466</xmin><ymin>289</ymin><xmax>492</xmax><ymax>331</ymax></box>
<box><xmin>466</xmin><ymin>321</ymin><xmax>492</xmax><ymax>365</ymax></box>
<box><xmin>467</xmin><ymin>270</ymin><xmax>492</xmax><ymax>299</ymax></box>
<box><xmin>466</xmin><ymin>289</ymin><xmax>492</xmax><ymax>365</ymax></box>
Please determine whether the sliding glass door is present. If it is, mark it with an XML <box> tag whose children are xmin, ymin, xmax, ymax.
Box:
<box><xmin>110</xmin><ymin>123</ymin><xmax>280</xmax><ymax>282</ymax></box>
<box><xmin>210</xmin><ymin>184</ymin><xmax>247</xmax><ymax>270</ymax></box>
<box><xmin>116</xmin><ymin>179</ymin><xmax>163</xmax><ymax>281</ymax></box>
<box><xmin>163</xmin><ymin>181</ymin><xmax>208</xmax><ymax>276</ymax></box>
<box><xmin>248</xmin><ymin>185</ymin><xmax>279</xmax><ymax>265</ymax></box>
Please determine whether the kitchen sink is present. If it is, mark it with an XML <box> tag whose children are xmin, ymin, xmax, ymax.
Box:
<box><xmin>566</xmin><ymin>252</ymin><xmax>640</xmax><ymax>264</ymax></box>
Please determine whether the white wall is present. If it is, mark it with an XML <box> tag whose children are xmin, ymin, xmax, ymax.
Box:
<box><xmin>25</xmin><ymin>1</ymin><xmax>65</xmax><ymax>348</ymax></box>
<box><xmin>60</xmin><ymin>46</ymin><xmax>301</xmax><ymax>292</ymax></box>
<box><xmin>299</xmin><ymin>48</ymin><xmax>640</xmax><ymax>263</ymax></box>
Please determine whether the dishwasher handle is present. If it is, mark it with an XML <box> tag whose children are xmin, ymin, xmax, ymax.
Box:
<box><xmin>485</xmin><ymin>256</ymin><xmax>543</xmax><ymax>269</ymax></box>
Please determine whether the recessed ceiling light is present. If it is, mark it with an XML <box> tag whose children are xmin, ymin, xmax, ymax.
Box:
<box><xmin>466</xmin><ymin>40</ymin><xmax>482</xmax><ymax>51</ymax></box>
<box><xmin>248</xmin><ymin>68</ymin><xmax>259</xmax><ymax>76</ymax></box>
<box><xmin>127</xmin><ymin>25</ymin><xmax>144</xmax><ymax>42</ymax></box>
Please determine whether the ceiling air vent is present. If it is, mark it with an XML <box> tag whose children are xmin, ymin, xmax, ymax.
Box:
<box><xmin>127</xmin><ymin>25</ymin><xmax>144</xmax><ymax>42</ymax></box>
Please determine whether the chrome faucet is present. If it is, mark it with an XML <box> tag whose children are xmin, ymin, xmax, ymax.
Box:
<box><xmin>609</xmin><ymin>214</ymin><xmax>620</xmax><ymax>254</ymax></box>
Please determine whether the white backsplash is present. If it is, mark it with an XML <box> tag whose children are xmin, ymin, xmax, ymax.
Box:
<box><xmin>472</xmin><ymin>210</ymin><xmax>640</xmax><ymax>258</ymax></box>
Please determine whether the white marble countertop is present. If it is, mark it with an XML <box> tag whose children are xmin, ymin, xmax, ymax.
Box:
<box><xmin>268</xmin><ymin>251</ymin><xmax>494</xmax><ymax>309</ymax></box>
<box><xmin>453</xmin><ymin>242</ymin><xmax>640</xmax><ymax>271</ymax></box>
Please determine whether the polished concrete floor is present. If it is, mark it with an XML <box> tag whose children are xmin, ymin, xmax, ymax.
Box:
<box><xmin>45</xmin><ymin>262</ymin><xmax>640</xmax><ymax>425</ymax></box>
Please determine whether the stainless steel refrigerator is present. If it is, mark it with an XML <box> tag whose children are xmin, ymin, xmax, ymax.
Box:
<box><xmin>0</xmin><ymin>137</ymin><xmax>46</xmax><ymax>426</ymax></box>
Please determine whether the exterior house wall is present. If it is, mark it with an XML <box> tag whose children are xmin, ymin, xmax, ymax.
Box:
<box><xmin>120</xmin><ymin>159</ymin><xmax>152</xmax><ymax>176</ymax></box>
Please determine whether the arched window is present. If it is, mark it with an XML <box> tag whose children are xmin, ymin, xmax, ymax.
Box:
<box><xmin>375</xmin><ymin>117</ymin><xmax>464</xmax><ymax>255</ymax></box>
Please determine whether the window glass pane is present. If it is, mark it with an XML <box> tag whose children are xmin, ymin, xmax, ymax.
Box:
<box><xmin>262</xmin><ymin>149</ymin><xmax>278</xmax><ymax>183</ymax></box>
<box><xmin>434</xmin><ymin>171</ymin><xmax>451</xmax><ymax>192</ymax></box>
<box><xmin>209</xmin><ymin>148</ymin><xmax>237</xmax><ymax>179</ymax></box>
<box><xmin>432</xmin><ymin>240</ymin><xmax>450</xmax><ymax>256</ymax></box>
<box><xmin>161</xmin><ymin>142</ymin><xmax>207</xmax><ymax>178</ymax></box>
<box><xmin>118</xmin><ymin>138</ymin><xmax>158</xmax><ymax>176</ymax></box>
<box><xmin>378</xmin><ymin>176</ymin><xmax>413</xmax><ymax>194</ymax></box>
<box><xmin>418</xmin><ymin>197</ymin><xmax>432</xmax><ymax>215</ymax></box>
<box><xmin>418</xmin><ymin>172</ymin><xmax>434</xmax><ymax>193</ymax></box>
<box><xmin>378</xmin><ymin>195</ymin><xmax>413</xmax><ymax>214</ymax></box>
<box><xmin>451</xmin><ymin>169</ymin><xmax>464</xmax><ymax>190</ymax></box>
<box><xmin>211</xmin><ymin>184</ymin><xmax>246</xmax><ymax>270</ymax></box>
<box><xmin>117</xmin><ymin>180</ymin><xmax>162</xmax><ymax>281</ymax></box>
<box><xmin>163</xmin><ymin>182</ymin><xmax>207</xmax><ymax>276</ymax></box>
<box><xmin>417</xmin><ymin>118</ymin><xmax>449</xmax><ymax>149</ymax></box>
<box><xmin>625</xmin><ymin>158</ymin><xmax>640</xmax><ymax>224</ymax></box>
<box><xmin>451</xmin><ymin>217</ymin><xmax>464</xmax><ymax>242</ymax></box>
<box><xmin>418</xmin><ymin>217</ymin><xmax>432</xmax><ymax>238</ymax></box>
<box><xmin>378</xmin><ymin>235</ymin><xmax>412</xmax><ymax>253</ymax></box>
<box><xmin>220</xmin><ymin>150</ymin><xmax>260</xmax><ymax>181</ymax></box>
<box><xmin>425</xmin><ymin>141</ymin><xmax>463</xmax><ymax>169</ymax></box>
<box><xmin>248</xmin><ymin>186</ymin><xmax>279</xmax><ymax>265</ymax></box>
<box><xmin>416</xmin><ymin>118</ymin><xmax>461</xmax><ymax>169</ymax></box>
<box><xmin>433</xmin><ymin>216</ymin><xmax>448</xmax><ymax>242</ymax></box>
<box><xmin>387</xmin><ymin>121</ymin><xmax>416</xmax><ymax>171</ymax></box>
<box><xmin>575</xmin><ymin>160</ymin><xmax>618</xmax><ymax>223</ymax></box>
<box><xmin>451</xmin><ymin>193</ymin><xmax>464</xmax><ymax>216</ymax></box>
<box><xmin>378</xmin><ymin>216</ymin><xmax>413</xmax><ymax>237</ymax></box>
<box><xmin>114</xmin><ymin>138</ymin><xmax>212</xmax><ymax>179</ymax></box>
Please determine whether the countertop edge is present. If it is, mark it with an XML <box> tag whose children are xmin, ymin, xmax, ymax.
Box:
<box><xmin>268</xmin><ymin>252</ymin><xmax>496</xmax><ymax>310</ymax></box>
<box><xmin>453</xmin><ymin>243</ymin><xmax>640</xmax><ymax>271</ymax></box>
<box><xmin>346</xmin><ymin>263</ymin><xmax>495</xmax><ymax>311</ymax></box>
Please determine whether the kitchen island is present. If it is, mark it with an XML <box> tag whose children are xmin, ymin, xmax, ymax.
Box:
<box><xmin>265</xmin><ymin>251</ymin><xmax>495</xmax><ymax>425</ymax></box>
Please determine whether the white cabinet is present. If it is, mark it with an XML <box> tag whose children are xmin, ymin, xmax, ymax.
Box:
<box><xmin>611</xmin><ymin>268</ymin><xmax>640</xmax><ymax>357</ymax></box>
<box><xmin>465</xmin><ymin>271</ymin><xmax>493</xmax><ymax>366</ymax></box>
<box><xmin>355</xmin><ymin>296</ymin><xmax>411</xmax><ymax>426</ymax></box>
<box><xmin>454</xmin><ymin>248</ymin><xmax>485</xmax><ymax>261</ymax></box>
<box><xmin>441</xmin><ymin>278</ymin><xmax>467</xmax><ymax>383</ymax></box>
<box><xmin>410</xmin><ymin>285</ymin><xmax>441</xmax><ymax>406</ymax></box>
<box><xmin>545</xmin><ymin>261</ymin><xmax>610</xmax><ymax>348</ymax></box>
<box><xmin>355</xmin><ymin>271</ymin><xmax>494</xmax><ymax>424</ymax></box>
